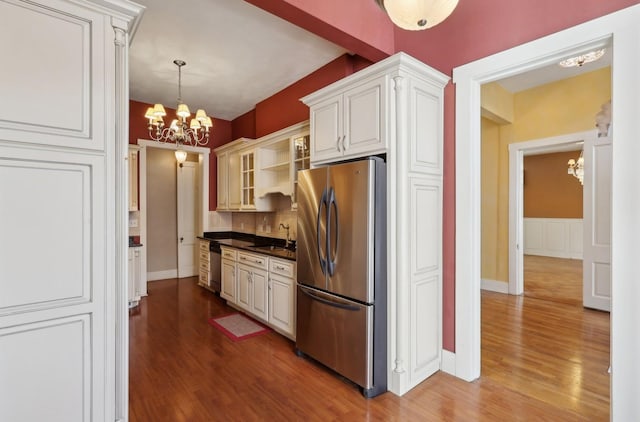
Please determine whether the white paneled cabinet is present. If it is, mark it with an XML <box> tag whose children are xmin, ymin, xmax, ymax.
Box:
<box><xmin>237</xmin><ymin>251</ymin><xmax>269</xmax><ymax>321</ymax></box>
<box><xmin>302</xmin><ymin>52</ymin><xmax>448</xmax><ymax>396</ymax></box>
<box><xmin>215</xmin><ymin>123</ymin><xmax>309</xmax><ymax>211</ymax></box>
<box><xmin>221</xmin><ymin>247</ymin><xmax>238</xmax><ymax>303</ymax></box>
<box><xmin>128</xmin><ymin>246</ymin><xmax>142</xmax><ymax>306</ymax></box>
<box><xmin>219</xmin><ymin>247</ymin><xmax>296</xmax><ymax>339</ymax></box>
<box><xmin>0</xmin><ymin>1</ymin><xmax>142</xmax><ymax>421</ymax></box>
<box><xmin>216</xmin><ymin>150</ymin><xmax>228</xmax><ymax>210</ymax></box>
<box><xmin>309</xmin><ymin>76</ymin><xmax>387</xmax><ymax>164</ymax></box>
<box><xmin>129</xmin><ymin>146</ymin><xmax>139</xmax><ymax>211</ymax></box>
<box><xmin>216</xmin><ymin>138</ymin><xmax>249</xmax><ymax>211</ymax></box>
<box><xmin>269</xmin><ymin>258</ymin><xmax>296</xmax><ymax>338</ymax></box>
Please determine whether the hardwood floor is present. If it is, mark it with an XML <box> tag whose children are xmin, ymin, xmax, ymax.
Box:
<box><xmin>524</xmin><ymin>255</ymin><xmax>583</xmax><ymax>306</ymax></box>
<box><xmin>129</xmin><ymin>277</ymin><xmax>609</xmax><ymax>421</ymax></box>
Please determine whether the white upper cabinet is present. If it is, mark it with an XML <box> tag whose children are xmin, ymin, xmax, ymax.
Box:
<box><xmin>215</xmin><ymin>138</ymin><xmax>251</xmax><ymax>211</ymax></box>
<box><xmin>216</xmin><ymin>150</ymin><xmax>228</xmax><ymax>210</ymax></box>
<box><xmin>214</xmin><ymin>122</ymin><xmax>309</xmax><ymax>211</ymax></box>
<box><xmin>308</xmin><ymin>76</ymin><xmax>387</xmax><ymax>164</ymax></box>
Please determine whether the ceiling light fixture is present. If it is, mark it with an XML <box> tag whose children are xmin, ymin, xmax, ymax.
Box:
<box><xmin>375</xmin><ymin>0</ymin><xmax>459</xmax><ymax>30</ymax></box>
<box><xmin>144</xmin><ymin>60</ymin><xmax>213</xmax><ymax>154</ymax></box>
<box><xmin>559</xmin><ymin>49</ymin><xmax>605</xmax><ymax>68</ymax></box>
<box><xmin>567</xmin><ymin>150</ymin><xmax>584</xmax><ymax>185</ymax></box>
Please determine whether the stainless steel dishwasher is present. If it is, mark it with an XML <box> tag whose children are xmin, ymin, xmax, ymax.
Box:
<box><xmin>209</xmin><ymin>241</ymin><xmax>222</xmax><ymax>293</ymax></box>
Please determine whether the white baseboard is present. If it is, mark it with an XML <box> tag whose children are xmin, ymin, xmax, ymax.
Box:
<box><xmin>481</xmin><ymin>278</ymin><xmax>509</xmax><ymax>293</ymax></box>
<box><xmin>441</xmin><ymin>350</ymin><xmax>456</xmax><ymax>376</ymax></box>
<box><xmin>147</xmin><ymin>269</ymin><xmax>177</xmax><ymax>281</ymax></box>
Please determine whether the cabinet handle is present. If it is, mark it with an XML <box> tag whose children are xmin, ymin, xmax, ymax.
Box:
<box><xmin>342</xmin><ymin>135</ymin><xmax>347</xmax><ymax>151</ymax></box>
<box><xmin>275</xmin><ymin>265</ymin><xmax>286</xmax><ymax>271</ymax></box>
<box><xmin>336</xmin><ymin>136</ymin><xmax>341</xmax><ymax>152</ymax></box>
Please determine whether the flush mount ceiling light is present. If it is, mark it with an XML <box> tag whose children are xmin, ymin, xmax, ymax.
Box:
<box><xmin>559</xmin><ymin>49</ymin><xmax>605</xmax><ymax>68</ymax></box>
<box><xmin>375</xmin><ymin>0</ymin><xmax>459</xmax><ymax>30</ymax></box>
<box><xmin>144</xmin><ymin>60</ymin><xmax>213</xmax><ymax>159</ymax></box>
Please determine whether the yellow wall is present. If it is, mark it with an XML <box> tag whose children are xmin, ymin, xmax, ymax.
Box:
<box><xmin>481</xmin><ymin>82</ymin><xmax>514</xmax><ymax>124</ymax></box>
<box><xmin>480</xmin><ymin>67</ymin><xmax>611</xmax><ymax>283</ymax></box>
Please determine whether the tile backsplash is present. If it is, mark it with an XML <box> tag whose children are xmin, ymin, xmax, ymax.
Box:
<box><xmin>223</xmin><ymin>195</ymin><xmax>297</xmax><ymax>240</ymax></box>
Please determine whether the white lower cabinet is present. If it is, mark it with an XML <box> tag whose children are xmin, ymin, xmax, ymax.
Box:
<box><xmin>236</xmin><ymin>251</ymin><xmax>269</xmax><ymax>321</ymax></box>
<box><xmin>268</xmin><ymin>257</ymin><xmax>296</xmax><ymax>338</ymax></box>
<box><xmin>221</xmin><ymin>258</ymin><xmax>237</xmax><ymax>304</ymax></box>
<box><xmin>222</xmin><ymin>247</ymin><xmax>296</xmax><ymax>339</ymax></box>
<box><xmin>128</xmin><ymin>246</ymin><xmax>142</xmax><ymax>306</ymax></box>
<box><xmin>237</xmin><ymin>262</ymin><xmax>268</xmax><ymax>321</ymax></box>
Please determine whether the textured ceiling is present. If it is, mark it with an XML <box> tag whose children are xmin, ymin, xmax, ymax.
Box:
<box><xmin>129</xmin><ymin>0</ymin><xmax>347</xmax><ymax>121</ymax></box>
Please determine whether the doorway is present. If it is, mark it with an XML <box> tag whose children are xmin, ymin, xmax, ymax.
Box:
<box><xmin>453</xmin><ymin>6</ymin><xmax>640</xmax><ymax>417</ymax></box>
<box><xmin>506</xmin><ymin>131</ymin><xmax>596</xmax><ymax>299</ymax></box>
<box><xmin>137</xmin><ymin>140</ymin><xmax>210</xmax><ymax>282</ymax></box>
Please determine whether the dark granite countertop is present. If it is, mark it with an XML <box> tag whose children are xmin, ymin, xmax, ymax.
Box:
<box><xmin>198</xmin><ymin>231</ymin><xmax>296</xmax><ymax>261</ymax></box>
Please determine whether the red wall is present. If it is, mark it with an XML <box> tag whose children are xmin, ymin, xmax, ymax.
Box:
<box><xmin>246</xmin><ymin>0</ymin><xmax>640</xmax><ymax>353</ymax></box>
<box><xmin>129</xmin><ymin>100</ymin><xmax>233</xmax><ymax>210</ymax></box>
<box><xmin>245</xmin><ymin>0</ymin><xmax>394</xmax><ymax>62</ymax></box>
<box><xmin>253</xmin><ymin>54</ymin><xmax>372</xmax><ymax>138</ymax></box>
<box><xmin>231</xmin><ymin>109</ymin><xmax>257</xmax><ymax>140</ymax></box>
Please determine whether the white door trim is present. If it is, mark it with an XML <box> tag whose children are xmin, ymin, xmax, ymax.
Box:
<box><xmin>453</xmin><ymin>5</ymin><xmax>640</xmax><ymax>418</ymax></box>
<box><xmin>138</xmin><ymin>139</ymin><xmax>210</xmax><ymax>281</ymax></box>
<box><xmin>508</xmin><ymin>130</ymin><xmax>595</xmax><ymax>295</ymax></box>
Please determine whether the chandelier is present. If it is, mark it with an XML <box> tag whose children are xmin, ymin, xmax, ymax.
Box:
<box><xmin>375</xmin><ymin>0</ymin><xmax>459</xmax><ymax>30</ymax></box>
<box><xmin>144</xmin><ymin>60</ymin><xmax>212</xmax><ymax>162</ymax></box>
<box><xmin>567</xmin><ymin>150</ymin><xmax>584</xmax><ymax>185</ymax></box>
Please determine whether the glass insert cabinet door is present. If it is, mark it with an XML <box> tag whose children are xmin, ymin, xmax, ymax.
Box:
<box><xmin>241</xmin><ymin>151</ymin><xmax>255</xmax><ymax>207</ymax></box>
<box><xmin>292</xmin><ymin>134</ymin><xmax>310</xmax><ymax>205</ymax></box>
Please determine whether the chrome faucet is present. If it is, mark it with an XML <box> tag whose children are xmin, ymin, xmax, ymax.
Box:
<box><xmin>279</xmin><ymin>223</ymin><xmax>292</xmax><ymax>249</ymax></box>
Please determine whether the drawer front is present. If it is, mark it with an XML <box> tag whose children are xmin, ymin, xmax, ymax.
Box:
<box><xmin>221</xmin><ymin>247</ymin><xmax>237</xmax><ymax>261</ymax></box>
<box><xmin>199</xmin><ymin>270</ymin><xmax>209</xmax><ymax>286</ymax></box>
<box><xmin>199</xmin><ymin>259</ymin><xmax>210</xmax><ymax>272</ymax></box>
<box><xmin>199</xmin><ymin>239</ymin><xmax>210</xmax><ymax>252</ymax></box>
<box><xmin>199</xmin><ymin>249</ymin><xmax>210</xmax><ymax>263</ymax></box>
<box><xmin>270</xmin><ymin>258</ymin><xmax>295</xmax><ymax>279</ymax></box>
<box><xmin>237</xmin><ymin>251</ymin><xmax>268</xmax><ymax>270</ymax></box>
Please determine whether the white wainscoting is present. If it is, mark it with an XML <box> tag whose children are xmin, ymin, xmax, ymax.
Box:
<box><xmin>524</xmin><ymin>218</ymin><xmax>583</xmax><ymax>259</ymax></box>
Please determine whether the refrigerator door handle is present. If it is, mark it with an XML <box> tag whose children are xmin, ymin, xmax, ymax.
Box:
<box><xmin>327</xmin><ymin>187</ymin><xmax>339</xmax><ymax>277</ymax></box>
<box><xmin>316</xmin><ymin>187</ymin><xmax>328</xmax><ymax>275</ymax></box>
<box><xmin>299</xmin><ymin>287</ymin><xmax>360</xmax><ymax>312</ymax></box>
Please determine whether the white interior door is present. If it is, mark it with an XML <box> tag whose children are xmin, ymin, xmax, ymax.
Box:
<box><xmin>583</xmin><ymin>135</ymin><xmax>612</xmax><ymax>311</ymax></box>
<box><xmin>177</xmin><ymin>161</ymin><xmax>198</xmax><ymax>278</ymax></box>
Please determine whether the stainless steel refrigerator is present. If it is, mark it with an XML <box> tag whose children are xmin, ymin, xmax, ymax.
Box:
<box><xmin>295</xmin><ymin>157</ymin><xmax>386</xmax><ymax>398</ymax></box>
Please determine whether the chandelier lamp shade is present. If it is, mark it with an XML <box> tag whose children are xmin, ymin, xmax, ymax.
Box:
<box><xmin>144</xmin><ymin>59</ymin><xmax>212</xmax><ymax>150</ymax></box>
<box><xmin>375</xmin><ymin>0</ymin><xmax>459</xmax><ymax>30</ymax></box>
<box><xmin>567</xmin><ymin>150</ymin><xmax>584</xmax><ymax>185</ymax></box>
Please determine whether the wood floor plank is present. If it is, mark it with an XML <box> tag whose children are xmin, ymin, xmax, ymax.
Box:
<box><xmin>129</xmin><ymin>275</ymin><xmax>609</xmax><ymax>421</ymax></box>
